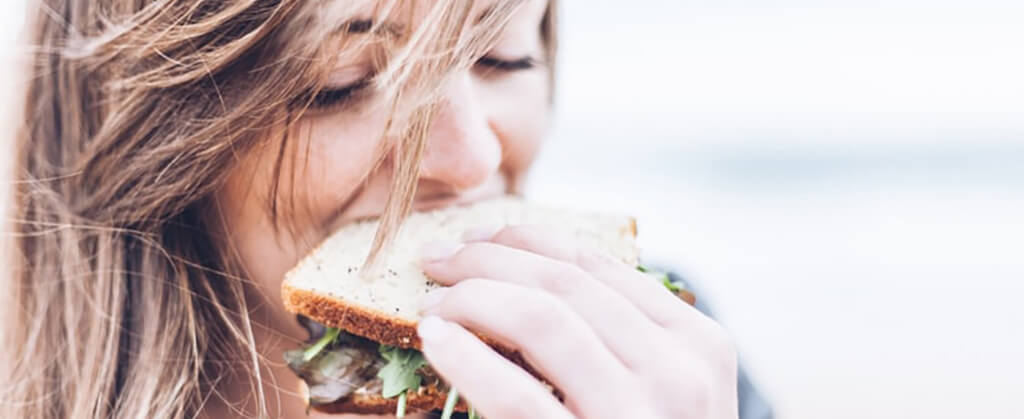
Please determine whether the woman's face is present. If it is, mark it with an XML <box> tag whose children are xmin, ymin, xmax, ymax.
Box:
<box><xmin>214</xmin><ymin>0</ymin><xmax>551</xmax><ymax>335</ymax></box>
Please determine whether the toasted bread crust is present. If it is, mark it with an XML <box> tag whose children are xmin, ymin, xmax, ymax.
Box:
<box><xmin>282</xmin><ymin>283</ymin><xmax>423</xmax><ymax>349</ymax></box>
<box><xmin>281</xmin><ymin>283</ymin><xmax>539</xmax><ymax>373</ymax></box>
<box><xmin>311</xmin><ymin>385</ymin><xmax>469</xmax><ymax>415</ymax></box>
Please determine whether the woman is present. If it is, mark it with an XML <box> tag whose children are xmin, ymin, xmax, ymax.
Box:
<box><xmin>3</xmin><ymin>0</ymin><xmax>766</xmax><ymax>418</ymax></box>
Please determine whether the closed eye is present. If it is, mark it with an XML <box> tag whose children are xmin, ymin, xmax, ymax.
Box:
<box><xmin>310</xmin><ymin>79</ymin><xmax>371</xmax><ymax>109</ymax></box>
<box><xmin>476</xmin><ymin>55</ymin><xmax>537</xmax><ymax>72</ymax></box>
<box><xmin>307</xmin><ymin>56</ymin><xmax>534</xmax><ymax>110</ymax></box>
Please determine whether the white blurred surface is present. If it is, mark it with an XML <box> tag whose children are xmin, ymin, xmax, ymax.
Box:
<box><xmin>3</xmin><ymin>1</ymin><xmax>1023</xmax><ymax>419</ymax></box>
<box><xmin>528</xmin><ymin>1</ymin><xmax>1024</xmax><ymax>418</ymax></box>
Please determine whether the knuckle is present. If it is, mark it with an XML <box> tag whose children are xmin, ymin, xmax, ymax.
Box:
<box><xmin>696</xmin><ymin>319</ymin><xmax>738</xmax><ymax>374</ymax></box>
<box><xmin>513</xmin><ymin>293</ymin><xmax>561</xmax><ymax>334</ymax></box>
<box><xmin>644</xmin><ymin>337</ymin><xmax>736</xmax><ymax>418</ymax></box>
<box><xmin>649</xmin><ymin>373</ymin><xmax>716</xmax><ymax>419</ymax></box>
<box><xmin>537</xmin><ymin>263</ymin><xmax>590</xmax><ymax>295</ymax></box>
<box><xmin>508</xmin><ymin>291</ymin><xmax>583</xmax><ymax>346</ymax></box>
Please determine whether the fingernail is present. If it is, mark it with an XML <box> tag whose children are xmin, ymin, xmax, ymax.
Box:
<box><xmin>417</xmin><ymin>315</ymin><xmax>451</xmax><ymax>344</ymax></box>
<box><xmin>461</xmin><ymin>224</ymin><xmax>503</xmax><ymax>242</ymax></box>
<box><xmin>419</xmin><ymin>288</ymin><xmax>448</xmax><ymax>314</ymax></box>
<box><xmin>420</xmin><ymin>240</ymin><xmax>463</xmax><ymax>263</ymax></box>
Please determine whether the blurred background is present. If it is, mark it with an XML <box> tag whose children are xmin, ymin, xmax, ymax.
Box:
<box><xmin>3</xmin><ymin>1</ymin><xmax>1022</xmax><ymax>418</ymax></box>
<box><xmin>526</xmin><ymin>1</ymin><xmax>1024</xmax><ymax>418</ymax></box>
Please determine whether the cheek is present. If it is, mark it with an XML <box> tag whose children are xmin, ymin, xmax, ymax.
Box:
<box><xmin>214</xmin><ymin>109</ymin><xmax>389</xmax><ymax>288</ymax></box>
<box><xmin>479</xmin><ymin>70</ymin><xmax>550</xmax><ymax>173</ymax></box>
<box><xmin>291</xmin><ymin>108</ymin><xmax>390</xmax><ymax>226</ymax></box>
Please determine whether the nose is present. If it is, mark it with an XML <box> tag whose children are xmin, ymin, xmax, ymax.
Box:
<box><xmin>416</xmin><ymin>72</ymin><xmax>502</xmax><ymax>192</ymax></box>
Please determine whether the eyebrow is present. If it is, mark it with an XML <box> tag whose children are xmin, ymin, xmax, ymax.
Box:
<box><xmin>337</xmin><ymin>5</ymin><xmax>501</xmax><ymax>37</ymax></box>
<box><xmin>344</xmin><ymin>19</ymin><xmax>374</xmax><ymax>33</ymax></box>
<box><xmin>337</xmin><ymin>19</ymin><xmax>401</xmax><ymax>37</ymax></box>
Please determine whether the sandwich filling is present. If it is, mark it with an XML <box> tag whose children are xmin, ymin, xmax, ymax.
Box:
<box><xmin>284</xmin><ymin>318</ymin><xmax>444</xmax><ymax>409</ymax></box>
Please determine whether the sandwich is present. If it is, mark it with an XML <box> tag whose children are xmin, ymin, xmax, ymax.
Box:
<box><xmin>281</xmin><ymin>197</ymin><xmax>694</xmax><ymax>417</ymax></box>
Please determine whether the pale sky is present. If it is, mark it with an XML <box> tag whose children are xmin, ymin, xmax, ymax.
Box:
<box><xmin>555</xmin><ymin>0</ymin><xmax>1024</xmax><ymax>147</ymax></box>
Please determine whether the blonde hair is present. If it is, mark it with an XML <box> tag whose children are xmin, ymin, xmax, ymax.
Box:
<box><xmin>1</xmin><ymin>1</ymin><xmax>557</xmax><ymax>418</ymax></box>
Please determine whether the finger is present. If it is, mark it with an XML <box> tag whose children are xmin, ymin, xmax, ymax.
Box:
<box><xmin>421</xmin><ymin>240</ymin><xmax>590</xmax><ymax>294</ymax></box>
<box><xmin>417</xmin><ymin>316</ymin><xmax>574</xmax><ymax>419</ymax></box>
<box><xmin>421</xmin><ymin>241</ymin><xmax>669</xmax><ymax>368</ymax></box>
<box><xmin>421</xmin><ymin>279</ymin><xmax>635</xmax><ymax>419</ymax></box>
<box><xmin>577</xmin><ymin>251</ymin><xmax>707</xmax><ymax>332</ymax></box>
<box><xmin>467</xmin><ymin>228</ymin><xmax>735</xmax><ymax>386</ymax></box>
<box><xmin>470</xmin><ymin>225</ymin><xmax>700</xmax><ymax>329</ymax></box>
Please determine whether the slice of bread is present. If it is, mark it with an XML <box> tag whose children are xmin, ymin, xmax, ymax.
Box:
<box><xmin>281</xmin><ymin>197</ymin><xmax>639</xmax><ymax>350</ymax></box>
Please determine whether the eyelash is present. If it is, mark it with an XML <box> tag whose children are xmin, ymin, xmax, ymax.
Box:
<box><xmin>309</xmin><ymin>56</ymin><xmax>537</xmax><ymax>110</ymax></box>
<box><xmin>310</xmin><ymin>79</ymin><xmax>369</xmax><ymax>110</ymax></box>
<box><xmin>476</xmin><ymin>55</ymin><xmax>537</xmax><ymax>72</ymax></box>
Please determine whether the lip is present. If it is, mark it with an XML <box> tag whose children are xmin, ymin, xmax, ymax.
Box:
<box><xmin>412</xmin><ymin>188</ymin><xmax>503</xmax><ymax>213</ymax></box>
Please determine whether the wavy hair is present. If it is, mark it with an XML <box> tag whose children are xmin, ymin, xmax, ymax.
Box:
<box><xmin>1</xmin><ymin>1</ymin><xmax>557</xmax><ymax>418</ymax></box>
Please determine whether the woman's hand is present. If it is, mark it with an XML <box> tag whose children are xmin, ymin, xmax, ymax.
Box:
<box><xmin>416</xmin><ymin>225</ymin><xmax>739</xmax><ymax>419</ymax></box>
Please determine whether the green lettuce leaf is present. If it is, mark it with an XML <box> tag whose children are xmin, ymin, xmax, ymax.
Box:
<box><xmin>638</xmin><ymin>265</ymin><xmax>695</xmax><ymax>305</ymax></box>
<box><xmin>637</xmin><ymin>265</ymin><xmax>682</xmax><ymax>292</ymax></box>
<box><xmin>302</xmin><ymin>327</ymin><xmax>340</xmax><ymax>362</ymax></box>
<box><xmin>377</xmin><ymin>345</ymin><xmax>427</xmax><ymax>398</ymax></box>
<box><xmin>284</xmin><ymin>328</ymin><xmax>380</xmax><ymax>406</ymax></box>
<box><xmin>662</xmin><ymin>275</ymin><xmax>683</xmax><ymax>293</ymax></box>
